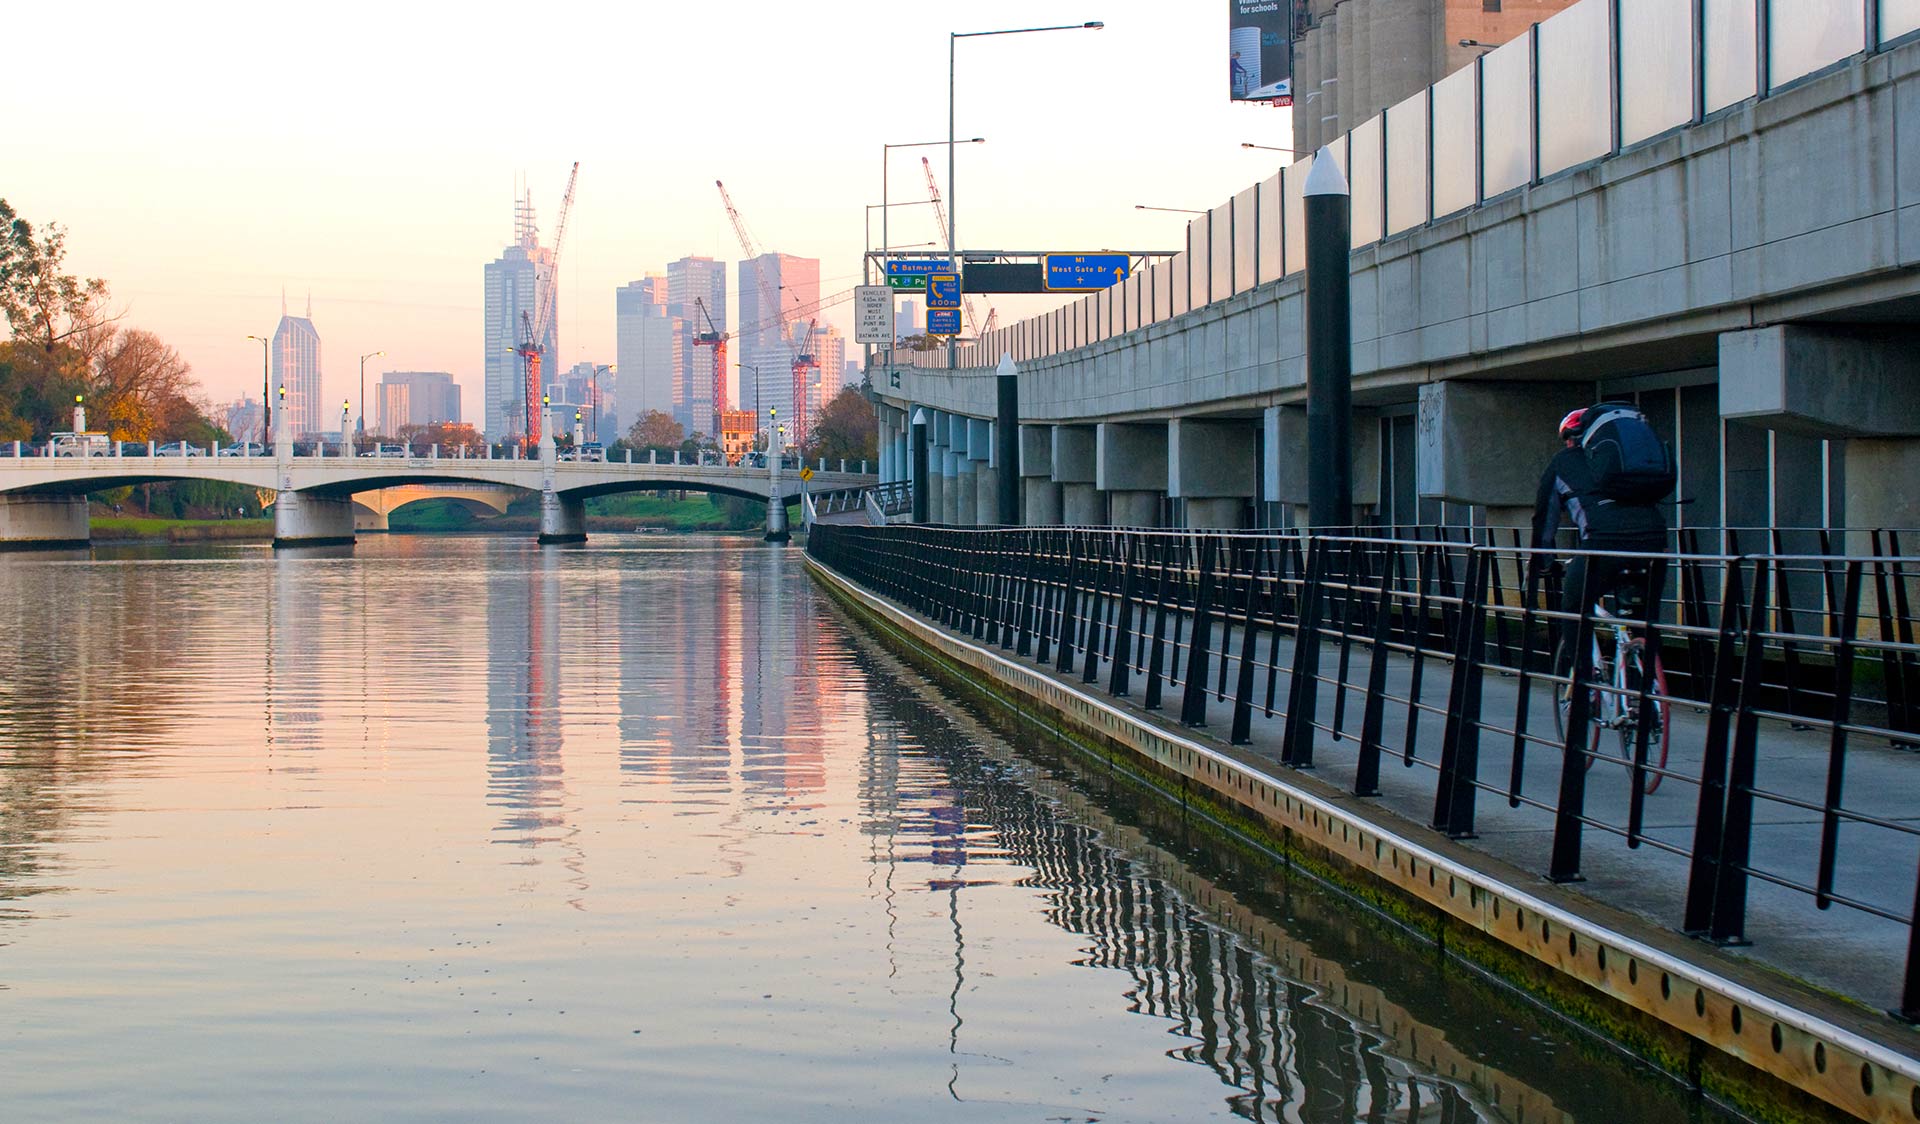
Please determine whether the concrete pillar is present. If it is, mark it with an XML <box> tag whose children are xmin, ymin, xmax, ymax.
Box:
<box><xmin>1845</xmin><ymin>439</ymin><xmax>1920</xmax><ymax>553</ymax></box>
<box><xmin>1062</xmin><ymin>484</ymin><xmax>1104</xmax><ymax>526</ymax></box>
<box><xmin>538</xmin><ymin>489</ymin><xmax>586</xmax><ymax>544</ymax></box>
<box><xmin>0</xmin><ymin>494</ymin><xmax>89</xmax><ymax>548</ymax></box>
<box><xmin>965</xmin><ymin>417</ymin><xmax>992</xmax><ymax>526</ymax></box>
<box><xmin>1170</xmin><ymin>417</ymin><xmax>1258</xmax><ymax>529</ymax></box>
<box><xmin>273</xmin><ymin>491</ymin><xmax>355</xmax><ymax>547</ymax></box>
<box><xmin>1019</xmin><ymin>425</ymin><xmax>1060</xmax><ymax>526</ymax></box>
<box><xmin>941</xmin><ymin>450</ymin><xmax>960</xmax><ymax>525</ymax></box>
<box><xmin>956</xmin><ymin>458</ymin><xmax>978</xmax><ymax>526</ymax></box>
<box><xmin>354</xmin><ymin>504</ymin><xmax>390</xmax><ymax>533</ymax></box>
<box><xmin>1267</xmin><ymin>403</ymin><xmax>1386</xmax><ymax>526</ymax></box>
<box><xmin>1097</xmin><ymin>421</ymin><xmax>1168</xmax><ymax>528</ymax></box>
<box><xmin>977</xmin><ymin>464</ymin><xmax>1001</xmax><ymax>525</ymax></box>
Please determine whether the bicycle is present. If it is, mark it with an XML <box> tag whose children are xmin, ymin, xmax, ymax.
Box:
<box><xmin>1552</xmin><ymin>576</ymin><xmax>1671</xmax><ymax>795</ymax></box>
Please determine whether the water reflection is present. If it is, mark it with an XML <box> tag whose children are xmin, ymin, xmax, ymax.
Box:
<box><xmin>0</xmin><ymin>536</ymin><xmax>1736</xmax><ymax>1122</ymax></box>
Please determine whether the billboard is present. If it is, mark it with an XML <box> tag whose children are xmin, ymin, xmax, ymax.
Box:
<box><xmin>1230</xmin><ymin>0</ymin><xmax>1293</xmax><ymax>104</ymax></box>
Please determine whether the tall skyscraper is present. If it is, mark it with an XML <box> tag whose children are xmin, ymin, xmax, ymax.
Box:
<box><xmin>270</xmin><ymin>295</ymin><xmax>322</xmax><ymax>437</ymax></box>
<box><xmin>483</xmin><ymin>194</ymin><xmax>558</xmax><ymax>441</ymax></box>
<box><xmin>375</xmin><ymin>371</ymin><xmax>461</xmax><ymax>435</ymax></box>
<box><xmin>614</xmin><ymin>277</ymin><xmax>677</xmax><ymax>441</ymax></box>
<box><xmin>806</xmin><ymin>325</ymin><xmax>847</xmax><ymax>429</ymax></box>
<box><xmin>737</xmin><ymin>253</ymin><xmax>820</xmax><ymax>424</ymax></box>
<box><xmin>894</xmin><ymin>297</ymin><xmax>921</xmax><ymax>340</ymax></box>
<box><xmin>666</xmin><ymin>257</ymin><xmax>726</xmax><ymax>436</ymax></box>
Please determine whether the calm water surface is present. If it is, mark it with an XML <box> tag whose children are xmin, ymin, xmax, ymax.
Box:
<box><xmin>0</xmin><ymin>535</ymin><xmax>1740</xmax><ymax>1122</ymax></box>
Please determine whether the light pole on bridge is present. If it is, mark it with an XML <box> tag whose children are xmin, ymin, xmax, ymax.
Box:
<box><xmin>246</xmin><ymin>335</ymin><xmax>271</xmax><ymax>444</ymax></box>
<box><xmin>358</xmin><ymin>350</ymin><xmax>384</xmax><ymax>446</ymax></box>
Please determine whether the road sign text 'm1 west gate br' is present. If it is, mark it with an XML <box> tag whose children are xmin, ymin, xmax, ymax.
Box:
<box><xmin>1044</xmin><ymin>254</ymin><xmax>1131</xmax><ymax>292</ymax></box>
<box><xmin>925</xmin><ymin>308</ymin><xmax>962</xmax><ymax>336</ymax></box>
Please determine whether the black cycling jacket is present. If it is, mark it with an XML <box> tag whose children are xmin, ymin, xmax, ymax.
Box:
<box><xmin>1532</xmin><ymin>445</ymin><xmax>1667</xmax><ymax>550</ymax></box>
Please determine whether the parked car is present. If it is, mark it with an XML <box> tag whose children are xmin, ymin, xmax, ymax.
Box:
<box><xmin>561</xmin><ymin>442</ymin><xmax>605</xmax><ymax>463</ymax></box>
<box><xmin>357</xmin><ymin>444</ymin><xmax>406</xmax><ymax>458</ymax></box>
<box><xmin>156</xmin><ymin>442</ymin><xmax>205</xmax><ymax>457</ymax></box>
<box><xmin>119</xmin><ymin>441</ymin><xmax>151</xmax><ymax>456</ymax></box>
<box><xmin>218</xmin><ymin>442</ymin><xmax>266</xmax><ymax>457</ymax></box>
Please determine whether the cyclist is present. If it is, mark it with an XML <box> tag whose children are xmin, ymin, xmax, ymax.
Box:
<box><xmin>1532</xmin><ymin>405</ymin><xmax>1670</xmax><ymax>676</ymax></box>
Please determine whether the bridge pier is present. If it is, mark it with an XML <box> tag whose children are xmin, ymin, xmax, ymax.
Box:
<box><xmin>1270</xmin><ymin>403</ymin><xmax>1385</xmax><ymax>526</ymax></box>
<box><xmin>1018</xmin><ymin>426</ymin><xmax>1059</xmax><ymax>525</ymax></box>
<box><xmin>1097</xmin><ymin>422</ymin><xmax>1167</xmax><ymax>528</ymax></box>
<box><xmin>1170</xmin><ymin>418</ymin><xmax>1258</xmax><ymax>529</ymax></box>
<box><xmin>274</xmin><ymin>491</ymin><xmax>356</xmax><ymax>547</ymax></box>
<box><xmin>1052</xmin><ymin>425</ymin><xmax>1097</xmax><ymax>525</ymax></box>
<box><xmin>354</xmin><ymin>506</ymin><xmax>390</xmax><ymax>533</ymax></box>
<box><xmin>538</xmin><ymin>490</ymin><xmax>586</xmax><ymax>544</ymax></box>
<box><xmin>0</xmin><ymin>494</ymin><xmax>89</xmax><ymax>549</ymax></box>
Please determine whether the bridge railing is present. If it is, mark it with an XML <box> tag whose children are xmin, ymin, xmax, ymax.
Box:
<box><xmin>924</xmin><ymin>0</ymin><xmax>1920</xmax><ymax>374</ymax></box>
<box><xmin>808</xmin><ymin>523</ymin><xmax>1920</xmax><ymax>1017</ymax></box>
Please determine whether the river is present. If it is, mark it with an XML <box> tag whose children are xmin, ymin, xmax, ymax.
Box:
<box><xmin>0</xmin><ymin>534</ymin><xmax>1743</xmax><ymax>1122</ymax></box>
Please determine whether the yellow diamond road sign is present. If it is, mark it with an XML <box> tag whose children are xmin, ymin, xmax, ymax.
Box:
<box><xmin>799</xmin><ymin>466</ymin><xmax>814</xmax><ymax>482</ymax></box>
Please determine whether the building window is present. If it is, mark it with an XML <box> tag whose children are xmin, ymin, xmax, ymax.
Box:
<box><xmin>1484</xmin><ymin>0</ymin><xmax>1501</xmax><ymax>10</ymax></box>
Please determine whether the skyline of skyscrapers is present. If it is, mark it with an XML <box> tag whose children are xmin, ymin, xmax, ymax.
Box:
<box><xmin>270</xmin><ymin>297</ymin><xmax>323</xmax><ymax>436</ymax></box>
<box><xmin>482</xmin><ymin>194</ymin><xmax>558</xmax><ymax>441</ymax></box>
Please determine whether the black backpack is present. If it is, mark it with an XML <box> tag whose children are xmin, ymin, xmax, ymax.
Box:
<box><xmin>1580</xmin><ymin>403</ymin><xmax>1676</xmax><ymax>504</ymax></box>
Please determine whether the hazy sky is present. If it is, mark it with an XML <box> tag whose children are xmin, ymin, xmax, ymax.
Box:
<box><xmin>7</xmin><ymin>0</ymin><xmax>1296</xmax><ymax>413</ymax></box>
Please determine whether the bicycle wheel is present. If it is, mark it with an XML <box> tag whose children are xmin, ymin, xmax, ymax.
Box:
<box><xmin>1554</xmin><ymin>666</ymin><xmax>1605</xmax><ymax>768</ymax></box>
<box><xmin>1618</xmin><ymin>643</ymin><xmax>1671</xmax><ymax>794</ymax></box>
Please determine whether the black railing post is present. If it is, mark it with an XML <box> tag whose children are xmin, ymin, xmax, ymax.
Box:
<box><xmin>1054</xmin><ymin>532</ymin><xmax>1081</xmax><ymax>675</ymax></box>
<box><xmin>1109</xmin><ymin>536</ymin><xmax>1139</xmax><ymax>698</ymax></box>
<box><xmin>1231</xmin><ymin>541</ymin><xmax>1267</xmax><ymax>745</ymax></box>
<box><xmin>1355</xmin><ymin>541</ymin><xmax>1398</xmax><ymax>797</ymax></box>
<box><xmin>1625</xmin><ymin>557</ymin><xmax>1670</xmax><ymax>845</ymax></box>
<box><xmin>1433</xmin><ymin>549</ymin><xmax>1488</xmax><ymax>838</ymax></box>
<box><xmin>1548</xmin><ymin>554</ymin><xmax>1604</xmax><ymax>882</ymax></box>
<box><xmin>1683</xmin><ymin>557</ymin><xmax>1753</xmax><ymax>935</ymax></box>
<box><xmin>1180</xmin><ymin>536</ymin><xmax>1219</xmax><ymax>727</ymax></box>
<box><xmin>1706</xmin><ymin>557</ymin><xmax>1777</xmax><ymax>944</ymax></box>
<box><xmin>1815</xmin><ymin>560</ymin><xmax>1865</xmax><ymax>911</ymax></box>
<box><xmin>1145</xmin><ymin>537</ymin><xmax>1172</xmax><ymax>711</ymax></box>
<box><xmin>1281</xmin><ymin>539</ymin><xmax>1328</xmax><ymax>767</ymax></box>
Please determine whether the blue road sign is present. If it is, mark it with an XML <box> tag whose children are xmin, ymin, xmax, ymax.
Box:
<box><xmin>926</xmin><ymin>274</ymin><xmax>961</xmax><ymax>309</ymax></box>
<box><xmin>1044</xmin><ymin>253</ymin><xmax>1131</xmax><ymax>292</ymax></box>
<box><xmin>925</xmin><ymin>308</ymin><xmax>962</xmax><ymax>335</ymax></box>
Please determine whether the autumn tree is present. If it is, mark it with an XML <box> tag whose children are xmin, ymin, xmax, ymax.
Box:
<box><xmin>805</xmin><ymin>387</ymin><xmax>877</xmax><ymax>464</ymax></box>
<box><xmin>398</xmin><ymin>421</ymin><xmax>485</xmax><ymax>453</ymax></box>
<box><xmin>89</xmin><ymin>328</ymin><xmax>204</xmax><ymax>441</ymax></box>
<box><xmin>627</xmin><ymin>409</ymin><xmax>685</xmax><ymax>450</ymax></box>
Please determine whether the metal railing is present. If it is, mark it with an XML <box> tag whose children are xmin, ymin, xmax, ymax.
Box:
<box><xmin>810</xmin><ymin>523</ymin><xmax>1920</xmax><ymax>1017</ymax></box>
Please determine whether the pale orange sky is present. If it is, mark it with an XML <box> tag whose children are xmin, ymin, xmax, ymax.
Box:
<box><xmin>6</xmin><ymin>0</ymin><xmax>1295</xmax><ymax>414</ymax></box>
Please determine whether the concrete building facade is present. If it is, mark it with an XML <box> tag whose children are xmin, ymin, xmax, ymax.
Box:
<box><xmin>667</xmin><ymin>257</ymin><xmax>726</xmax><ymax>436</ymax></box>
<box><xmin>737</xmin><ymin>253</ymin><xmax>820</xmax><ymax>422</ymax></box>
<box><xmin>614</xmin><ymin>277</ymin><xmax>675</xmax><ymax>441</ymax></box>
<box><xmin>375</xmin><ymin>371</ymin><xmax>461</xmax><ymax>436</ymax></box>
<box><xmin>483</xmin><ymin>196</ymin><xmax>559</xmax><ymax>441</ymax></box>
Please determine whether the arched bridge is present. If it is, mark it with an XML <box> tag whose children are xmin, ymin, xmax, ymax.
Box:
<box><xmin>0</xmin><ymin>447</ymin><xmax>876</xmax><ymax>547</ymax></box>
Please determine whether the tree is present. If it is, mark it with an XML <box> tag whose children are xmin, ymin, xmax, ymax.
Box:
<box><xmin>627</xmin><ymin>409</ymin><xmax>684</xmax><ymax>450</ymax></box>
<box><xmin>89</xmin><ymin>328</ymin><xmax>202</xmax><ymax>441</ymax></box>
<box><xmin>806</xmin><ymin>387</ymin><xmax>877</xmax><ymax>464</ymax></box>
<box><xmin>0</xmin><ymin>199</ymin><xmax>113</xmax><ymax>357</ymax></box>
<box><xmin>398</xmin><ymin>421</ymin><xmax>484</xmax><ymax>454</ymax></box>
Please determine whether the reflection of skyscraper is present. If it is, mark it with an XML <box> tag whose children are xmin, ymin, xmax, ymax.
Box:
<box><xmin>484</xmin><ymin>195</ymin><xmax>559</xmax><ymax>441</ymax></box>
<box><xmin>270</xmin><ymin>297</ymin><xmax>322</xmax><ymax>436</ymax></box>
<box><xmin>486</xmin><ymin>543</ymin><xmax>566</xmax><ymax>842</ymax></box>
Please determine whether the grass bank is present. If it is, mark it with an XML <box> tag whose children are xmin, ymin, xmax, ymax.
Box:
<box><xmin>91</xmin><ymin>516</ymin><xmax>272</xmax><ymax>543</ymax></box>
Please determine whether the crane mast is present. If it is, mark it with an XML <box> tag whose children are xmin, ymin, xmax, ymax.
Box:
<box><xmin>692</xmin><ymin>296</ymin><xmax>729</xmax><ymax>422</ymax></box>
<box><xmin>515</xmin><ymin>161</ymin><xmax>578</xmax><ymax>448</ymax></box>
<box><xmin>791</xmin><ymin>318</ymin><xmax>819</xmax><ymax>450</ymax></box>
<box><xmin>716</xmin><ymin>181</ymin><xmax>798</xmax><ymax>431</ymax></box>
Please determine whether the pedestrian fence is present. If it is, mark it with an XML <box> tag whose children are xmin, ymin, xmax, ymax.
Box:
<box><xmin>808</xmin><ymin>522</ymin><xmax>1920</xmax><ymax>1018</ymax></box>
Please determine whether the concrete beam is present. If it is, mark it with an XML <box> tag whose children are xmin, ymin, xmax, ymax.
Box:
<box><xmin>1265</xmin><ymin>405</ymin><xmax>1382</xmax><ymax>507</ymax></box>
<box><xmin>1169</xmin><ymin>418</ymin><xmax>1258</xmax><ymax>498</ymax></box>
<box><xmin>966</xmin><ymin>418</ymin><xmax>992</xmax><ymax>463</ymax></box>
<box><xmin>1414</xmin><ymin>383</ymin><xmax>1590</xmax><ymax>507</ymax></box>
<box><xmin>1096</xmin><ymin>422</ymin><xmax>1168</xmax><ymax>493</ymax></box>
<box><xmin>274</xmin><ymin>491</ymin><xmax>355</xmax><ymax>547</ymax></box>
<box><xmin>1051</xmin><ymin>425</ymin><xmax>1097</xmax><ymax>485</ymax></box>
<box><xmin>1019</xmin><ymin>425</ymin><xmax>1054</xmax><ymax>478</ymax></box>
<box><xmin>0</xmin><ymin>494</ymin><xmax>88</xmax><ymax>548</ymax></box>
<box><xmin>1720</xmin><ymin>326</ymin><xmax>1920</xmax><ymax>437</ymax></box>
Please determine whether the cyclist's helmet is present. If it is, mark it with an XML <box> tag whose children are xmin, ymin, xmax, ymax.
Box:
<box><xmin>1557</xmin><ymin>408</ymin><xmax>1586</xmax><ymax>441</ymax></box>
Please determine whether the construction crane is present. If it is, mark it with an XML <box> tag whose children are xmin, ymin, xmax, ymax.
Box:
<box><xmin>921</xmin><ymin>156</ymin><xmax>991</xmax><ymax>337</ymax></box>
<box><xmin>716</xmin><ymin>181</ymin><xmax>798</xmax><ymax>435</ymax></box>
<box><xmin>790</xmin><ymin>318</ymin><xmax>819</xmax><ymax>450</ymax></box>
<box><xmin>692</xmin><ymin>296</ymin><xmax>728</xmax><ymax>419</ymax></box>
<box><xmin>515</xmin><ymin>161</ymin><xmax>579</xmax><ymax>448</ymax></box>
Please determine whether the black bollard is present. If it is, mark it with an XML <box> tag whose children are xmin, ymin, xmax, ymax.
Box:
<box><xmin>995</xmin><ymin>354</ymin><xmax>1019</xmax><ymax>526</ymax></box>
<box><xmin>1304</xmin><ymin>147</ymin><xmax>1353</xmax><ymax>530</ymax></box>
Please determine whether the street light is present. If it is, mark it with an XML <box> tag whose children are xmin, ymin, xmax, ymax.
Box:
<box><xmin>880</xmin><ymin>137</ymin><xmax>981</xmax><ymax>385</ymax></box>
<box><xmin>277</xmin><ymin>384</ymin><xmax>286</xmax><ymax>445</ymax></box>
<box><xmin>1459</xmin><ymin>38</ymin><xmax>1497</xmax><ymax>52</ymax></box>
<box><xmin>950</xmin><ymin>21</ymin><xmax>1101</xmax><ymax>367</ymax></box>
<box><xmin>341</xmin><ymin>399</ymin><xmax>350</xmax><ymax>453</ymax></box>
<box><xmin>1135</xmin><ymin>204</ymin><xmax>1207</xmax><ymax>214</ymax></box>
<box><xmin>358</xmin><ymin>350</ymin><xmax>384</xmax><ymax>441</ymax></box>
<box><xmin>245</xmin><ymin>334</ymin><xmax>270</xmax><ymax>443</ymax></box>
<box><xmin>591</xmin><ymin>363</ymin><xmax>613</xmax><ymax>443</ymax></box>
<box><xmin>1241</xmin><ymin>142</ymin><xmax>1303</xmax><ymax>157</ymax></box>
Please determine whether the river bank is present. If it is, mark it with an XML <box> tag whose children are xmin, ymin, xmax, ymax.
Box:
<box><xmin>90</xmin><ymin>516</ymin><xmax>272</xmax><ymax>543</ymax></box>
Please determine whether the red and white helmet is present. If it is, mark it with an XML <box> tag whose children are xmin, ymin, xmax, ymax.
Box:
<box><xmin>1557</xmin><ymin>408</ymin><xmax>1586</xmax><ymax>440</ymax></box>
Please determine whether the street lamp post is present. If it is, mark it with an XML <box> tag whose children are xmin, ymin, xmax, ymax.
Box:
<box><xmin>246</xmin><ymin>334</ymin><xmax>271</xmax><ymax>444</ymax></box>
<box><xmin>950</xmin><ymin>20</ymin><xmax>1101</xmax><ymax>368</ymax></box>
<box><xmin>1134</xmin><ymin>204</ymin><xmax>1208</xmax><ymax>215</ymax></box>
<box><xmin>341</xmin><ymin>400</ymin><xmax>350</xmax><ymax>456</ymax></box>
<box><xmin>358</xmin><ymin>350</ymin><xmax>384</xmax><ymax>447</ymax></box>
<box><xmin>883</xmin><ymin>138</ymin><xmax>980</xmax><ymax>379</ymax></box>
<box><xmin>1241</xmin><ymin>142</ymin><xmax>1304</xmax><ymax>157</ymax></box>
<box><xmin>591</xmin><ymin>363</ymin><xmax>613</xmax><ymax>443</ymax></box>
<box><xmin>276</xmin><ymin>384</ymin><xmax>287</xmax><ymax>450</ymax></box>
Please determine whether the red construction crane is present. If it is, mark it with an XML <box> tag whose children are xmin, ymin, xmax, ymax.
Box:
<box><xmin>716</xmin><ymin>181</ymin><xmax>799</xmax><ymax>425</ymax></box>
<box><xmin>790</xmin><ymin>318</ymin><xmax>819</xmax><ymax>450</ymax></box>
<box><xmin>515</xmin><ymin>161</ymin><xmax>579</xmax><ymax>448</ymax></box>
<box><xmin>692</xmin><ymin>296</ymin><xmax>728</xmax><ymax>419</ymax></box>
<box><xmin>921</xmin><ymin>156</ymin><xmax>990</xmax><ymax>337</ymax></box>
